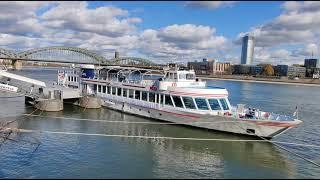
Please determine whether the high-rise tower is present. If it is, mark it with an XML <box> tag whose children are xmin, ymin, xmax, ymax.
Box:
<box><xmin>115</xmin><ymin>51</ymin><xmax>119</xmax><ymax>59</ymax></box>
<box><xmin>241</xmin><ymin>34</ymin><xmax>254</xmax><ymax>65</ymax></box>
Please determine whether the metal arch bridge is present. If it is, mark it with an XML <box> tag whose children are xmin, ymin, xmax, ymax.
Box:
<box><xmin>17</xmin><ymin>46</ymin><xmax>106</xmax><ymax>64</ymax></box>
<box><xmin>107</xmin><ymin>57</ymin><xmax>156</xmax><ymax>66</ymax></box>
<box><xmin>0</xmin><ymin>46</ymin><xmax>156</xmax><ymax>66</ymax></box>
<box><xmin>0</xmin><ymin>48</ymin><xmax>17</xmax><ymax>58</ymax></box>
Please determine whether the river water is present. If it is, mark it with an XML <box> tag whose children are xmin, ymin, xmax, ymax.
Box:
<box><xmin>0</xmin><ymin>68</ymin><xmax>319</xmax><ymax>178</ymax></box>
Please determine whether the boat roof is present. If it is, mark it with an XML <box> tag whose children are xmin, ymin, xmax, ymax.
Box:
<box><xmin>166</xmin><ymin>86</ymin><xmax>228</xmax><ymax>98</ymax></box>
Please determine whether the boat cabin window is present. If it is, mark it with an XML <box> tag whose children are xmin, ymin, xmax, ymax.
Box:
<box><xmin>98</xmin><ymin>85</ymin><xmax>101</xmax><ymax>93</ymax></box>
<box><xmin>172</xmin><ymin>95</ymin><xmax>184</xmax><ymax>108</ymax></box>
<box><xmin>208</xmin><ymin>99</ymin><xmax>221</xmax><ymax>110</ymax></box>
<box><xmin>160</xmin><ymin>94</ymin><xmax>165</xmax><ymax>104</ymax></box>
<box><xmin>182</xmin><ymin>97</ymin><xmax>196</xmax><ymax>109</ymax></box>
<box><xmin>94</xmin><ymin>84</ymin><xmax>97</xmax><ymax>93</ymax></box>
<box><xmin>166</xmin><ymin>73</ymin><xmax>178</xmax><ymax>80</ymax></box>
<box><xmin>123</xmin><ymin>88</ymin><xmax>128</xmax><ymax>97</ymax></box>
<box><xmin>179</xmin><ymin>73</ymin><xmax>186</xmax><ymax>80</ymax></box>
<box><xmin>186</xmin><ymin>73</ymin><xmax>195</xmax><ymax>80</ymax></box>
<box><xmin>135</xmin><ymin>90</ymin><xmax>141</xmax><ymax>100</ymax></box>
<box><xmin>117</xmin><ymin>88</ymin><xmax>122</xmax><ymax>96</ymax></box>
<box><xmin>102</xmin><ymin>86</ymin><xmax>106</xmax><ymax>93</ymax></box>
<box><xmin>195</xmin><ymin>98</ymin><xmax>209</xmax><ymax>110</ymax></box>
<box><xmin>142</xmin><ymin>91</ymin><xmax>148</xmax><ymax>101</ymax></box>
<box><xmin>129</xmin><ymin>89</ymin><xmax>134</xmax><ymax>98</ymax></box>
<box><xmin>112</xmin><ymin>87</ymin><xmax>116</xmax><ymax>95</ymax></box>
<box><xmin>107</xmin><ymin>86</ymin><xmax>111</xmax><ymax>94</ymax></box>
<box><xmin>219</xmin><ymin>98</ymin><xmax>229</xmax><ymax>110</ymax></box>
<box><xmin>149</xmin><ymin>92</ymin><xmax>155</xmax><ymax>102</ymax></box>
<box><xmin>155</xmin><ymin>94</ymin><xmax>159</xmax><ymax>103</ymax></box>
<box><xmin>165</xmin><ymin>95</ymin><xmax>174</xmax><ymax>106</ymax></box>
<box><xmin>173</xmin><ymin>73</ymin><xmax>177</xmax><ymax>80</ymax></box>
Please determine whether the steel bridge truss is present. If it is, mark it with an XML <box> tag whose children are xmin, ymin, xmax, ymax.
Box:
<box><xmin>17</xmin><ymin>46</ymin><xmax>106</xmax><ymax>64</ymax></box>
<box><xmin>0</xmin><ymin>46</ymin><xmax>156</xmax><ymax>66</ymax></box>
<box><xmin>108</xmin><ymin>57</ymin><xmax>156</xmax><ymax>66</ymax></box>
<box><xmin>0</xmin><ymin>48</ymin><xmax>17</xmax><ymax>58</ymax></box>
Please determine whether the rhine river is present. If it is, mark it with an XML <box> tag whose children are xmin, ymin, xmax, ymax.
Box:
<box><xmin>0</xmin><ymin>68</ymin><xmax>319</xmax><ymax>178</ymax></box>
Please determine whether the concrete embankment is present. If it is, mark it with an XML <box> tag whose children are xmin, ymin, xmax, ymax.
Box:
<box><xmin>198</xmin><ymin>75</ymin><xmax>320</xmax><ymax>87</ymax></box>
<box><xmin>34</xmin><ymin>99</ymin><xmax>64</xmax><ymax>112</ymax></box>
<box><xmin>79</xmin><ymin>96</ymin><xmax>102</xmax><ymax>109</ymax></box>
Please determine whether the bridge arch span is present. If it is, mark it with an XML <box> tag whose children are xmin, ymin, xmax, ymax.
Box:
<box><xmin>109</xmin><ymin>57</ymin><xmax>155</xmax><ymax>66</ymax></box>
<box><xmin>0</xmin><ymin>48</ymin><xmax>17</xmax><ymax>58</ymax></box>
<box><xmin>17</xmin><ymin>46</ymin><xmax>107</xmax><ymax>64</ymax></box>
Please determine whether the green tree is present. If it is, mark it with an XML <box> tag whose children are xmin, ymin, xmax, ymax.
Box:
<box><xmin>262</xmin><ymin>64</ymin><xmax>274</xmax><ymax>76</ymax></box>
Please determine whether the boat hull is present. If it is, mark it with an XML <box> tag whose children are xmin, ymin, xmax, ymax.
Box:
<box><xmin>100</xmin><ymin>96</ymin><xmax>301</xmax><ymax>139</ymax></box>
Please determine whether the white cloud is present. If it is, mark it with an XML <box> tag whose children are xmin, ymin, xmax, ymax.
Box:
<box><xmin>233</xmin><ymin>1</ymin><xmax>320</xmax><ymax>65</ymax></box>
<box><xmin>252</xmin><ymin>46</ymin><xmax>317</xmax><ymax>65</ymax></box>
<box><xmin>0</xmin><ymin>2</ymin><xmax>51</xmax><ymax>36</ymax></box>
<box><xmin>292</xmin><ymin>43</ymin><xmax>318</xmax><ymax>57</ymax></box>
<box><xmin>0</xmin><ymin>2</ymin><xmax>229</xmax><ymax>63</ymax></box>
<box><xmin>270</xmin><ymin>49</ymin><xmax>290</xmax><ymax>59</ymax></box>
<box><xmin>282</xmin><ymin>1</ymin><xmax>320</xmax><ymax>12</ymax></box>
<box><xmin>0</xmin><ymin>1</ymin><xmax>48</xmax><ymax>19</ymax></box>
<box><xmin>237</xmin><ymin>1</ymin><xmax>320</xmax><ymax>47</ymax></box>
<box><xmin>185</xmin><ymin>1</ymin><xmax>236</xmax><ymax>9</ymax></box>
<box><xmin>41</xmin><ymin>2</ymin><xmax>141</xmax><ymax>37</ymax></box>
<box><xmin>0</xmin><ymin>1</ymin><xmax>143</xmax><ymax>58</ymax></box>
<box><xmin>138</xmin><ymin>24</ymin><xmax>228</xmax><ymax>63</ymax></box>
<box><xmin>0</xmin><ymin>33</ymin><xmax>51</xmax><ymax>51</ymax></box>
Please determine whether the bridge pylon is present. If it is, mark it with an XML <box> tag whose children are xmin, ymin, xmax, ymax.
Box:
<box><xmin>12</xmin><ymin>60</ymin><xmax>22</xmax><ymax>70</ymax></box>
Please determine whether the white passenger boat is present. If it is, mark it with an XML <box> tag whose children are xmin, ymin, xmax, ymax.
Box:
<box><xmin>0</xmin><ymin>82</ymin><xmax>18</xmax><ymax>93</ymax></box>
<box><xmin>61</xmin><ymin>64</ymin><xmax>302</xmax><ymax>139</ymax></box>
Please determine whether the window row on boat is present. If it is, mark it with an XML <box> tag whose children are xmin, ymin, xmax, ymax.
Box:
<box><xmin>67</xmin><ymin>76</ymin><xmax>79</xmax><ymax>82</ymax></box>
<box><xmin>164</xmin><ymin>71</ymin><xmax>195</xmax><ymax>81</ymax></box>
<box><xmin>94</xmin><ymin>84</ymin><xmax>230</xmax><ymax>111</ymax></box>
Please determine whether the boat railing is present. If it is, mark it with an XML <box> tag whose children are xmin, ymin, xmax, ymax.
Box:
<box><xmin>230</xmin><ymin>105</ymin><xmax>294</xmax><ymax>121</ymax></box>
<box><xmin>87</xmin><ymin>76</ymin><xmax>155</xmax><ymax>87</ymax></box>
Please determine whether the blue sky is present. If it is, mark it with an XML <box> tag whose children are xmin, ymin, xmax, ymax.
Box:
<box><xmin>0</xmin><ymin>1</ymin><xmax>319</xmax><ymax>65</ymax></box>
<box><xmin>87</xmin><ymin>1</ymin><xmax>283</xmax><ymax>39</ymax></box>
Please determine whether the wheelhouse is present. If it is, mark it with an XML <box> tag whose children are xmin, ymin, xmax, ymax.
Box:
<box><xmin>164</xmin><ymin>70</ymin><xmax>196</xmax><ymax>82</ymax></box>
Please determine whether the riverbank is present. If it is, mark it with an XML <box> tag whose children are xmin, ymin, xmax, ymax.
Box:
<box><xmin>198</xmin><ymin>75</ymin><xmax>320</xmax><ymax>87</ymax></box>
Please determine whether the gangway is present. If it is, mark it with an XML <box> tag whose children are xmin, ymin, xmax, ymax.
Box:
<box><xmin>0</xmin><ymin>70</ymin><xmax>46</xmax><ymax>87</ymax></box>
